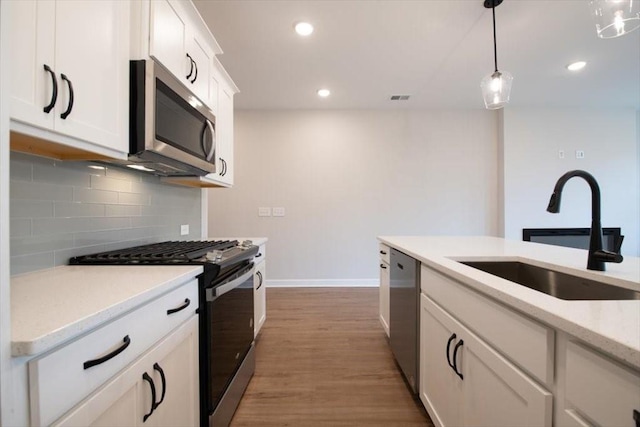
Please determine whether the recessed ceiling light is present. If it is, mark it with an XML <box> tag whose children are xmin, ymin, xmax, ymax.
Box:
<box><xmin>294</xmin><ymin>22</ymin><xmax>314</xmax><ymax>36</ymax></box>
<box><xmin>566</xmin><ymin>61</ymin><xmax>587</xmax><ymax>71</ymax></box>
<box><xmin>317</xmin><ymin>89</ymin><xmax>330</xmax><ymax>98</ymax></box>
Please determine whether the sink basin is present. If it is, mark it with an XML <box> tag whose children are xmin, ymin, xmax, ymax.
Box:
<box><xmin>460</xmin><ymin>261</ymin><xmax>640</xmax><ymax>300</ymax></box>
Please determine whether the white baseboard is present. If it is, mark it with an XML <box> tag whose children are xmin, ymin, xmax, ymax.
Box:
<box><xmin>266</xmin><ymin>279</ymin><xmax>379</xmax><ymax>288</ymax></box>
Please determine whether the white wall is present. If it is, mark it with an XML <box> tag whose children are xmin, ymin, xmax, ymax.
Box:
<box><xmin>503</xmin><ymin>108</ymin><xmax>640</xmax><ymax>256</ymax></box>
<box><xmin>207</xmin><ymin>110</ymin><xmax>498</xmax><ymax>284</ymax></box>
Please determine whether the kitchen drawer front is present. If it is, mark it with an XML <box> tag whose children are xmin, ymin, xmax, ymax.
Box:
<box><xmin>421</xmin><ymin>265</ymin><xmax>553</xmax><ymax>386</ymax></box>
<box><xmin>379</xmin><ymin>244</ymin><xmax>390</xmax><ymax>264</ymax></box>
<box><xmin>254</xmin><ymin>243</ymin><xmax>266</xmax><ymax>264</ymax></box>
<box><xmin>29</xmin><ymin>279</ymin><xmax>198</xmax><ymax>427</ymax></box>
<box><xmin>565</xmin><ymin>340</ymin><xmax>640</xmax><ymax>427</ymax></box>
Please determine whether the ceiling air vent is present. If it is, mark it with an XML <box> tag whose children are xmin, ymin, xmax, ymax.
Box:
<box><xmin>390</xmin><ymin>95</ymin><xmax>410</xmax><ymax>101</ymax></box>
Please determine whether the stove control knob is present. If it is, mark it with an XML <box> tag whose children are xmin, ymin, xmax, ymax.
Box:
<box><xmin>206</xmin><ymin>250</ymin><xmax>223</xmax><ymax>261</ymax></box>
<box><xmin>241</xmin><ymin>240</ymin><xmax>253</xmax><ymax>247</ymax></box>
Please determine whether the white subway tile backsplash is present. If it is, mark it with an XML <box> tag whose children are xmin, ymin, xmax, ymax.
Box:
<box><xmin>11</xmin><ymin>180</ymin><xmax>73</xmax><ymax>202</ymax></box>
<box><xmin>90</xmin><ymin>175</ymin><xmax>132</xmax><ymax>192</ymax></box>
<box><xmin>10</xmin><ymin>152</ymin><xmax>202</xmax><ymax>274</ymax></box>
<box><xmin>33</xmin><ymin>162</ymin><xmax>91</xmax><ymax>187</ymax></box>
<box><xmin>118</xmin><ymin>191</ymin><xmax>151</xmax><ymax>206</ymax></box>
<box><xmin>10</xmin><ymin>219</ymin><xmax>32</xmax><ymax>238</ymax></box>
<box><xmin>74</xmin><ymin>187</ymin><xmax>119</xmax><ymax>204</ymax></box>
<box><xmin>11</xmin><ymin>200</ymin><xmax>54</xmax><ymax>218</ymax></box>
<box><xmin>55</xmin><ymin>202</ymin><xmax>106</xmax><ymax>218</ymax></box>
<box><xmin>105</xmin><ymin>204</ymin><xmax>141</xmax><ymax>217</ymax></box>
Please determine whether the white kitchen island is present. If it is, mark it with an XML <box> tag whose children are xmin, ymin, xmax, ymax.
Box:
<box><xmin>379</xmin><ymin>235</ymin><xmax>640</xmax><ymax>427</ymax></box>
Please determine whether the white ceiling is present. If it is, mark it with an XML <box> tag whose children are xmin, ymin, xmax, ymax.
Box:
<box><xmin>193</xmin><ymin>0</ymin><xmax>640</xmax><ymax>110</ymax></box>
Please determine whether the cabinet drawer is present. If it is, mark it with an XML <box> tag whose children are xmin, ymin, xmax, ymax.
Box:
<box><xmin>29</xmin><ymin>280</ymin><xmax>198</xmax><ymax>426</ymax></box>
<box><xmin>421</xmin><ymin>265</ymin><xmax>553</xmax><ymax>386</ymax></box>
<box><xmin>379</xmin><ymin>244</ymin><xmax>390</xmax><ymax>264</ymax></box>
<box><xmin>254</xmin><ymin>243</ymin><xmax>266</xmax><ymax>264</ymax></box>
<box><xmin>565</xmin><ymin>340</ymin><xmax>640</xmax><ymax>427</ymax></box>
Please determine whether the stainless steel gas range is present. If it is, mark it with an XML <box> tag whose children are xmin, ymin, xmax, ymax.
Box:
<box><xmin>70</xmin><ymin>239</ymin><xmax>259</xmax><ymax>427</ymax></box>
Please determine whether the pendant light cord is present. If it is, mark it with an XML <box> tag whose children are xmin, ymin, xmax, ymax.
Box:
<box><xmin>492</xmin><ymin>1</ymin><xmax>498</xmax><ymax>72</ymax></box>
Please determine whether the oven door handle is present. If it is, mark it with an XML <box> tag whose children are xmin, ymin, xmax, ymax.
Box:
<box><xmin>206</xmin><ymin>267</ymin><xmax>254</xmax><ymax>301</ymax></box>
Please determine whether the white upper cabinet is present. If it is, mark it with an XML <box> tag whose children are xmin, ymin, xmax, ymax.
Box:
<box><xmin>149</xmin><ymin>0</ymin><xmax>215</xmax><ymax>107</ymax></box>
<box><xmin>10</xmin><ymin>0</ymin><xmax>130</xmax><ymax>159</ymax></box>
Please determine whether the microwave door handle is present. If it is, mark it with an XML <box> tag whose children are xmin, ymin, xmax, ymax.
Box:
<box><xmin>203</xmin><ymin>119</ymin><xmax>216</xmax><ymax>162</ymax></box>
<box><xmin>206</xmin><ymin>268</ymin><xmax>253</xmax><ymax>301</ymax></box>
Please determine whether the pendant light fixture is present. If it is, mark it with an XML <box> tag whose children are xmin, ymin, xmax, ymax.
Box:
<box><xmin>590</xmin><ymin>0</ymin><xmax>640</xmax><ymax>39</ymax></box>
<box><xmin>480</xmin><ymin>0</ymin><xmax>513</xmax><ymax>110</ymax></box>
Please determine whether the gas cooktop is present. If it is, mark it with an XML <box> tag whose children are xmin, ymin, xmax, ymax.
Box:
<box><xmin>69</xmin><ymin>240</ymin><xmax>256</xmax><ymax>266</ymax></box>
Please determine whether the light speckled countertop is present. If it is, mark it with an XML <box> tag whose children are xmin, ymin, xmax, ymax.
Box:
<box><xmin>11</xmin><ymin>265</ymin><xmax>203</xmax><ymax>357</ymax></box>
<box><xmin>378</xmin><ymin>236</ymin><xmax>640</xmax><ymax>369</ymax></box>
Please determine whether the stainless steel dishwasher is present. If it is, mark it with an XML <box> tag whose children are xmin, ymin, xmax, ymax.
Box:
<box><xmin>389</xmin><ymin>248</ymin><xmax>420</xmax><ymax>394</ymax></box>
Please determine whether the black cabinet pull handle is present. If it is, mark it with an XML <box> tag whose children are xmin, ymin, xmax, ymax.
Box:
<box><xmin>186</xmin><ymin>53</ymin><xmax>194</xmax><ymax>80</ymax></box>
<box><xmin>83</xmin><ymin>335</ymin><xmax>131</xmax><ymax>369</ymax></box>
<box><xmin>43</xmin><ymin>64</ymin><xmax>58</xmax><ymax>113</ymax></box>
<box><xmin>256</xmin><ymin>270</ymin><xmax>264</xmax><ymax>290</ymax></box>
<box><xmin>452</xmin><ymin>339</ymin><xmax>464</xmax><ymax>380</ymax></box>
<box><xmin>380</xmin><ymin>250</ymin><xmax>387</xmax><ymax>255</ymax></box>
<box><xmin>446</xmin><ymin>333</ymin><xmax>456</xmax><ymax>370</ymax></box>
<box><xmin>191</xmin><ymin>59</ymin><xmax>198</xmax><ymax>83</ymax></box>
<box><xmin>255</xmin><ymin>252</ymin><xmax>262</xmax><ymax>258</ymax></box>
<box><xmin>633</xmin><ymin>409</ymin><xmax>639</xmax><ymax>427</ymax></box>
<box><xmin>153</xmin><ymin>363</ymin><xmax>167</xmax><ymax>406</ymax></box>
<box><xmin>166</xmin><ymin>298</ymin><xmax>190</xmax><ymax>315</ymax></box>
<box><xmin>60</xmin><ymin>74</ymin><xmax>74</xmax><ymax>119</ymax></box>
<box><xmin>397</xmin><ymin>263</ymin><xmax>404</xmax><ymax>270</ymax></box>
<box><xmin>142</xmin><ymin>372</ymin><xmax>156</xmax><ymax>422</ymax></box>
<box><xmin>380</xmin><ymin>263</ymin><xmax>387</xmax><ymax>269</ymax></box>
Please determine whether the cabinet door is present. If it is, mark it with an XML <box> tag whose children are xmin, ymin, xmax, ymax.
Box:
<box><xmin>53</xmin><ymin>0</ymin><xmax>129</xmax><ymax>152</ymax></box>
<box><xmin>185</xmin><ymin>32</ymin><xmax>212</xmax><ymax>105</ymax></box>
<box><xmin>379</xmin><ymin>260</ymin><xmax>390</xmax><ymax>336</ymax></box>
<box><xmin>420</xmin><ymin>294</ymin><xmax>463</xmax><ymax>427</ymax></box>
<box><xmin>254</xmin><ymin>261</ymin><xmax>267</xmax><ymax>337</ymax></box>
<box><xmin>459</xmin><ymin>327</ymin><xmax>552</xmax><ymax>427</ymax></box>
<box><xmin>144</xmin><ymin>320</ymin><xmax>199</xmax><ymax>427</ymax></box>
<box><xmin>9</xmin><ymin>0</ymin><xmax>55</xmax><ymax>130</ymax></box>
<box><xmin>216</xmin><ymin>86</ymin><xmax>234</xmax><ymax>186</ymax></box>
<box><xmin>53</xmin><ymin>317</ymin><xmax>198</xmax><ymax>427</ymax></box>
<box><xmin>149</xmin><ymin>0</ymin><xmax>188</xmax><ymax>83</ymax></box>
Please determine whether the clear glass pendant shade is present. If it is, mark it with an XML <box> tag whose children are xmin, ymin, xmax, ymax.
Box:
<box><xmin>590</xmin><ymin>0</ymin><xmax>640</xmax><ymax>38</ymax></box>
<box><xmin>480</xmin><ymin>70</ymin><xmax>513</xmax><ymax>110</ymax></box>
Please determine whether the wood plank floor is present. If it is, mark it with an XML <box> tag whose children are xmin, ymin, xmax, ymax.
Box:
<box><xmin>230</xmin><ymin>288</ymin><xmax>434</xmax><ymax>427</ymax></box>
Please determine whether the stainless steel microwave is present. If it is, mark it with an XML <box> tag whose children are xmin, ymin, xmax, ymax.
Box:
<box><xmin>127</xmin><ymin>59</ymin><xmax>216</xmax><ymax>176</ymax></box>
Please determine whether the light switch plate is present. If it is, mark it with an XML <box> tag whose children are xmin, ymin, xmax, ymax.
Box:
<box><xmin>180</xmin><ymin>224</ymin><xmax>189</xmax><ymax>236</ymax></box>
<box><xmin>258</xmin><ymin>207</ymin><xmax>271</xmax><ymax>217</ymax></box>
<box><xmin>273</xmin><ymin>207</ymin><xmax>285</xmax><ymax>217</ymax></box>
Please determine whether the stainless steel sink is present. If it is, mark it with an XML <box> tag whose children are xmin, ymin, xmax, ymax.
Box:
<box><xmin>460</xmin><ymin>261</ymin><xmax>640</xmax><ymax>300</ymax></box>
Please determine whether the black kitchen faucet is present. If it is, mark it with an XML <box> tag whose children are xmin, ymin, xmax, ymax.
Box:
<box><xmin>547</xmin><ymin>170</ymin><xmax>624</xmax><ymax>271</ymax></box>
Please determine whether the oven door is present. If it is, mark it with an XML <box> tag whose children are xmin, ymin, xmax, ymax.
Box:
<box><xmin>204</xmin><ymin>262</ymin><xmax>254</xmax><ymax>414</ymax></box>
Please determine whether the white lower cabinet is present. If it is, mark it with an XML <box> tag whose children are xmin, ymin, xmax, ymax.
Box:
<box><xmin>556</xmin><ymin>336</ymin><xmax>640</xmax><ymax>427</ymax></box>
<box><xmin>420</xmin><ymin>294</ymin><xmax>553</xmax><ymax>427</ymax></box>
<box><xmin>53</xmin><ymin>316</ymin><xmax>198</xmax><ymax>427</ymax></box>
<box><xmin>379</xmin><ymin>244</ymin><xmax>390</xmax><ymax>337</ymax></box>
<box><xmin>28</xmin><ymin>279</ymin><xmax>199</xmax><ymax>427</ymax></box>
<box><xmin>254</xmin><ymin>259</ymin><xmax>266</xmax><ymax>338</ymax></box>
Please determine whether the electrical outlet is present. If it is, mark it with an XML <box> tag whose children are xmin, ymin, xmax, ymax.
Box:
<box><xmin>576</xmin><ymin>150</ymin><xmax>585</xmax><ymax>159</ymax></box>
<box><xmin>258</xmin><ymin>207</ymin><xmax>271</xmax><ymax>217</ymax></box>
<box><xmin>273</xmin><ymin>207</ymin><xmax>285</xmax><ymax>217</ymax></box>
<box><xmin>180</xmin><ymin>224</ymin><xmax>189</xmax><ymax>236</ymax></box>
<box><xmin>558</xmin><ymin>150</ymin><xmax>565</xmax><ymax>159</ymax></box>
